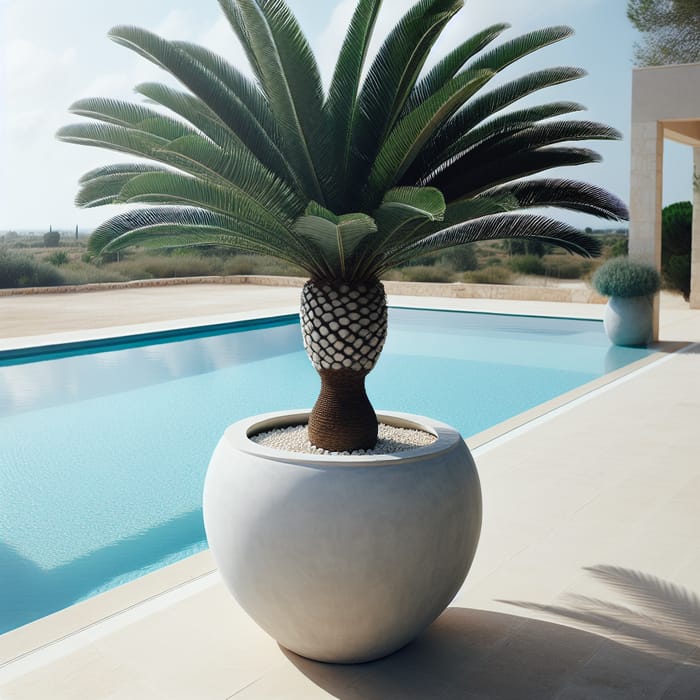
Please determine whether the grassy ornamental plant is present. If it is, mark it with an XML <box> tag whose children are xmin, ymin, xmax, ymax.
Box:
<box><xmin>593</xmin><ymin>257</ymin><xmax>661</xmax><ymax>298</ymax></box>
<box><xmin>59</xmin><ymin>0</ymin><xmax>628</xmax><ymax>452</ymax></box>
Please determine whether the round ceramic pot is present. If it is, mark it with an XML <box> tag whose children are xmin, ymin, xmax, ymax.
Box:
<box><xmin>203</xmin><ymin>410</ymin><xmax>482</xmax><ymax>664</ymax></box>
<box><xmin>603</xmin><ymin>295</ymin><xmax>654</xmax><ymax>347</ymax></box>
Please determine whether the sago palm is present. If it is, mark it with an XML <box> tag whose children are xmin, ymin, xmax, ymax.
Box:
<box><xmin>58</xmin><ymin>0</ymin><xmax>627</xmax><ymax>452</ymax></box>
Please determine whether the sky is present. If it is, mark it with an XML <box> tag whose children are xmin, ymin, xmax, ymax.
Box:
<box><xmin>0</xmin><ymin>0</ymin><xmax>694</xmax><ymax>232</ymax></box>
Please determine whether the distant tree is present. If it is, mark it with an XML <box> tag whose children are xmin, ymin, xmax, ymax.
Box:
<box><xmin>43</xmin><ymin>230</ymin><xmax>61</xmax><ymax>247</ymax></box>
<box><xmin>661</xmin><ymin>200</ymin><xmax>692</xmax><ymax>299</ymax></box>
<box><xmin>627</xmin><ymin>0</ymin><xmax>700</xmax><ymax>65</ymax></box>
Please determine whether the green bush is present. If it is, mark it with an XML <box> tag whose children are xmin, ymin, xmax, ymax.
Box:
<box><xmin>509</xmin><ymin>254</ymin><xmax>545</xmax><ymax>276</ymax></box>
<box><xmin>47</xmin><ymin>251</ymin><xmax>69</xmax><ymax>266</ymax></box>
<box><xmin>592</xmin><ymin>257</ymin><xmax>660</xmax><ymax>298</ymax></box>
<box><xmin>0</xmin><ymin>249</ymin><xmax>64</xmax><ymax>287</ymax></box>
<box><xmin>43</xmin><ymin>231</ymin><xmax>61</xmax><ymax>247</ymax></box>
<box><xmin>608</xmin><ymin>237</ymin><xmax>628</xmax><ymax>258</ymax></box>
<box><xmin>662</xmin><ymin>201</ymin><xmax>692</xmax><ymax>300</ymax></box>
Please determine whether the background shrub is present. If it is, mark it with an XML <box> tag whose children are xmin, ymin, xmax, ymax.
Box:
<box><xmin>0</xmin><ymin>249</ymin><xmax>64</xmax><ymax>287</ymax></box>
<box><xmin>43</xmin><ymin>231</ymin><xmax>61</xmax><ymax>247</ymax></box>
<box><xmin>661</xmin><ymin>201</ymin><xmax>692</xmax><ymax>299</ymax></box>
<box><xmin>47</xmin><ymin>251</ymin><xmax>70</xmax><ymax>266</ymax></box>
<box><xmin>508</xmin><ymin>254</ymin><xmax>545</xmax><ymax>276</ymax></box>
<box><xmin>592</xmin><ymin>257</ymin><xmax>660</xmax><ymax>297</ymax></box>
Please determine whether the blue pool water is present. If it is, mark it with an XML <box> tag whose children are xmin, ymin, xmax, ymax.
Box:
<box><xmin>0</xmin><ymin>308</ymin><xmax>651</xmax><ymax>634</ymax></box>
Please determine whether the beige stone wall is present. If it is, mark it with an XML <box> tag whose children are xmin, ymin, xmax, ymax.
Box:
<box><xmin>0</xmin><ymin>275</ymin><xmax>605</xmax><ymax>304</ymax></box>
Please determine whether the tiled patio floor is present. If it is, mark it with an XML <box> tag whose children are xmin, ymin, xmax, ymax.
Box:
<box><xmin>1</xmin><ymin>286</ymin><xmax>699</xmax><ymax>699</ymax></box>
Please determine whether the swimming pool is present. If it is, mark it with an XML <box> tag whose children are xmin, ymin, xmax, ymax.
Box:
<box><xmin>0</xmin><ymin>308</ymin><xmax>652</xmax><ymax>634</ymax></box>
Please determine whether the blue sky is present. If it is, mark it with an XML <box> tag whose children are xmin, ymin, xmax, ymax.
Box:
<box><xmin>0</xmin><ymin>0</ymin><xmax>694</xmax><ymax>231</ymax></box>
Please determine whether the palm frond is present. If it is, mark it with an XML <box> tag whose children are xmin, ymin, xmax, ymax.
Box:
<box><xmin>116</xmin><ymin>171</ymin><xmax>296</xmax><ymax>236</ymax></box>
<box><xmin>403</xmin><ymin>23</ymin><xmax>509</xmax><ymax>115</ymax></box>
<box><xmin>346</xmin><ymin>0</ymin><xmax>463</xmax><ymax>200</ymax></box>
<box><xmin>404</xmin><ymin>101</ymin><xmax>586</xmax><ymax>184</ymax></box>
<box><xmin>363</xmin><ymin>69</ymin><xmax>493</xmax><ymax>207</ymax></box>
<box><xmin>76</xmin><ymin>164</ymin><xmax>168</xmax><ymax>208</ymax></box>
<box><xmin>136</xmin><ymin>82</ymin><xmax>236</xmax><ymax>149</ymax></box>
<box><xmin>293</xmin><ymin>203</ymin><xmax>377</xmax><ymax>279</ymax></box>
<box><xmin>324</xmin><ymin>0</ymin><xmax>382</xmax><ymax>209</ymax></box>
<box><xmin>155</xmin><ymin>135</ymin><xmax>304</xmax><ymax>220</ymax></box>
<box><xmin>109</xmin><ymin>26</ymin><xmax>303</xmax><ymax>193</ymax></box>
<box><xmin>218</xmin><ymin>0</ymin><xmax>327</xmax><ymax>203</ymax></box>
<box><xmin>56</xmin><ymin>122</ymin><xmax>172</xmax><ymax>160</ymax></box>
<box><xmin>378</xmin><ymin>213</ymin><xmax>601</xmax><ymax>272</ymax></box>
<box><xmin>351</xmin><ymin>187</ymin><xmax>446</xmax><ymax>279</ymax></box>
<box><xmin>467</xmin><ymin>26</ymin><xmax>573</xmax><ymax>72</ymax></box>
<box><xmin>68</xmin><ymin>98</ymin><xmax>193</xmax><ymax>140</ymax></box>
<box><xmin>88</xmin><ymin>206</ymin><xmax>322</xmax><ymax>274</ymax></box>
<box><xmin>415</xmin><ymin>66</ymin><xmax>586</xmax><ymax>177</ymax></box>
<box><xmin>487</xmin><ymin>179</ymin><xmax>629</xmax><ymax>221</ymax></box>
<box><xmin>429</xmin><ymin>146</ymin><xmax>603</xmax><ymax>201</ymax></box>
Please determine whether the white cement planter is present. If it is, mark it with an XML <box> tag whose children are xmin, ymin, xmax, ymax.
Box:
<box><xmin>603</xmin><ymin>295</ymin><xmax>654</xmax><ymax>347</ymax></box>
<box><xmin>203</xmin><ymin>410</ymin><xmax>482</xmax><ymax>664</ymax></box>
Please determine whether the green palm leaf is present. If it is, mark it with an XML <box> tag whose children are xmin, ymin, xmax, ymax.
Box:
<box><xmin>76</xmin><ymin>164</ymin><xmax>168</xmax><ymax>208</ymax></box>
<box><xmin>467</xmin><ymin>26</ymin><xmax>573</xmax><ymax>72</ymax></box>
<box><xmin>135</xmin><ymin>82</ymin><xmax>237</xmax><ymax>150</ymax></box>
<box><xmin>218</xmin><ymin>0</ymin><xmax>327</xmax><ymax>202</ymax></box>
<box><xmin>347</xmin><ymin>0</ymin><xmax>463</xmax><ymax>198</ymax></box>
<box><xmin>156</xmin><ymin>135</ymin><xmax>304</xmax><ymax>219</ymax></box>
<box><xmin>404</xmin><ymin>101</ymin><xmax>586</xmax><ymax>184</ymax></box>
<box><xmin>88</xmin><ymin>206</ymin><xmax>321</xmax><ymax>273</ymax></box>
<box><xmin>379</xmin><ymin>214</ymin><xmax>601</xmax><ymax>273</ymax></box>
<box><xmin>432</xmin><ymin>146</ymin><xmax>603</xmax><ymax>201</ymax></box>
<box><xmin>403</xmin><ymin>23</ymin><xmax>509</xmax><ymax>115</ymax></box>
<box><xmin>293</xmin><ymin>203</ymin><xmax>377</xmax><ymax>279</ymax></box>
<box><xmin>109</xmin><ymin>26</ymin><xmax>301</xmax><ymax>193</ymax></box>
<box><xmin>363</xmin><ymin>69</ymin><xmax>493</xmax><ymax>207</ymax></box>
<box><xmin>486</xmin><ymin>179</ymin><xmax>629</xmax><ymax>221</ymax></box>
<box><xmin>414</xmin><ymin>66</ymin><xmax>587</xmax><ymax>179</ymax></box>
<box><xmin>325</xmin><ymin>0</ymin><xmax>382</xmax><ymax>208</ymax></box>
<box><xmin>57</xmin><ymin>122</ymin><xmax>172</xmax><ymax>160</ymax></box>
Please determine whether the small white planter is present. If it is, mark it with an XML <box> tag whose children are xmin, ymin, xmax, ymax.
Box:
<box><xmin>203</xmin><ymin>410</ymin><xmax>481</xmax><ymax>664</ymax></box>
<box><xmin>603</xmin><ymin>295</ymin><xmax>654</xmax><ymax>347</ymax></box>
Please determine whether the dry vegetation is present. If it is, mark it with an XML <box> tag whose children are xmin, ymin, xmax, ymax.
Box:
<box><xmin>0</xmin><ymin>229</ymin><xmax>628</xmax><ymax>289</ymax></box>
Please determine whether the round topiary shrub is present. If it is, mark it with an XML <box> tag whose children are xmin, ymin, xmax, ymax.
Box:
<box><xmin>593</xmin><ymin>257</ymin><xmax>660</xmax><ymax>298</ymax></box>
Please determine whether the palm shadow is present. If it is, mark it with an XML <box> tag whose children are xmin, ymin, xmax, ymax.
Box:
<box><xmin>284</xmin><ymin>602</ymin><xmax>700</xmax><ymax>699</ymax></box>
<box><xmin>502</xmin><ymin>564</ymin><xmax>700</xmax><ymax>667</ymax></box>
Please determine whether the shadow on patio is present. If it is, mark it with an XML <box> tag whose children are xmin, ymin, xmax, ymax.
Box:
<box><xmin>286</xmin><ymin>566</ymin><xmax>700</xmax><ymax>699</ymax></box>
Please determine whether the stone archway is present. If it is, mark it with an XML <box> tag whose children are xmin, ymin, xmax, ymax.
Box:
<box><xmin>629</xmin><ymin>63</ymin><xmax>700</xmax><ymax>340</ymax></box>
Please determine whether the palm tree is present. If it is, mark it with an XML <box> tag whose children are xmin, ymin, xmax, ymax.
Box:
<box><xmin>58</xmin><ymin>0</ymin><xmax>627</xmax><ymax>452</ymax></box>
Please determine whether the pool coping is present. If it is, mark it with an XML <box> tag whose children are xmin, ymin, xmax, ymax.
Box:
<box><xmin>0</xmin><ymin>303</ymin><xmax>688</xmax><ymax>669</ymax></box>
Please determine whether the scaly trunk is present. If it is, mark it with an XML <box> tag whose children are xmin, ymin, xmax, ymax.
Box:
<box><xmin>300</xmin><ymin>279</ymin><xmax>387</xmax><ymax>451</ymax></box>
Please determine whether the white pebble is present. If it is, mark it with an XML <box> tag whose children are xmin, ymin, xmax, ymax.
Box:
<box><xmin>250</xmin><ymin>423</ymin><xmax>436</xmax><ymax>455</ymax></box>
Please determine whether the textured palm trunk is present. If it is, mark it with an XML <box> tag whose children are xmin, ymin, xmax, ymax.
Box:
<box><xmin>300</xmin><ymin>279</ymin><xmax>387</xmax><ymax>452</ymax></box>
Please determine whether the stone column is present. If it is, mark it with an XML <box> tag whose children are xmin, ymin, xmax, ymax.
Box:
<box><xmin>690</xmin><ymin>147</ymin><xmax>700</xmax><ymax>308</ymax></box>
<box><xmin>629</xmin><ymin>121</ymin><xmax>664</xmax><ymax>340</ymax></box>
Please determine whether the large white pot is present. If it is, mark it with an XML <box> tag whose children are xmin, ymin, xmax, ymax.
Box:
<box><xmin>203</xmin><ymin>410</ymin><xmax>481</xmax><ymax>664</ymax></box>
<box><xmin>603</xmin><ymin>295</ymin><xmax>654</xmax><ymax>347</ymax></box>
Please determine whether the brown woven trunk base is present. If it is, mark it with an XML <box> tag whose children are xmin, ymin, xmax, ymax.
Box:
<box><xmin>308</xmin><ymin>368</ymin><xmax>378</xmax><ymax>452</ymax></box>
